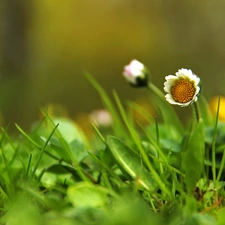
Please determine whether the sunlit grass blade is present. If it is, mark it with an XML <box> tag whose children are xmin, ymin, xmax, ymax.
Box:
<box><xmin>216</xmin><ymin>148</ymin><xmax>225</xmax><ymax>182</ymax></box>
<box><xmin>15</xmin><ymin>123</ymin><xmax>42</xmax><ymax>149</ymax></box>
<box><xmin>26</xmin><ymin>153</ymin><xmax>32</xmax><ymax>178</ymax></box>
<box><xmin>84</xmin><ymin>71</ymin><xmax>126</xmax><ymax>137</ymax></box>
<box><xmin>1</xmin><ymin>127</ymin><xmax>26</xmax><ymax>171</ymax></box>
<box><xmin>113</xmin><ymin>91</ymin><xmax>171</xmax><ymax>196</ymax></box>
<box><xmin>113</xmin><ymin>90</ymin><xmax>142</xmax><ymax>154</ymax></box>
<box><xmin>29</xmin><ymin>123</ymin><xmax>59</xmax><ymax>181</ymax></box>
<box><xmin>127</xmin><ymin>101</ymin><xmax>154</xmax><ymax>125</ymax></box>
<box><xmin>15</xmin><ymin>123</ymin><xmax>61</xmax><ymax>162</ymax></box>
<box><xmin>91</xmin><ymin>123</ymin><xmax>106</xmax><ymax>143</ymax></box>
<box><xmin>212</xmin><ymin>97</ymin><xmax>220</xmax><ymax>188</ymax></box>
<box><xmin>155</xmin><ymin>117</ymin><xmax>160</xmax><ymax>146</ymax></box>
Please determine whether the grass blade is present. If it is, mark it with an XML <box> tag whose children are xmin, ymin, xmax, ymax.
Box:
<box><xmin>84</xmin><ymin>71</ymin><xmax>125</xmax><ymax>137</ymax></box>
<box><xmin>29</xmin><ymin>123</ymin><xmax>59</xmax><ymax>181</ymax></box>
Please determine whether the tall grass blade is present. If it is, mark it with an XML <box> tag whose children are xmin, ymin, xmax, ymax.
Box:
<box><xmin>29</xmin><ymin>123</ymin><xmax>59</xmax><ymax>181</ymax></box>
<box><xmin>84</xmin><ymin>71</ymin><xmax>125</xmax><ymax>137</ymax></box>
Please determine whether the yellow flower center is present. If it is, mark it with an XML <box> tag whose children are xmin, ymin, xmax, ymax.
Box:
<box><xmin>171</xmin><ymin>79</ymin><xmax>196</xmax><ymax>103</ymax></box>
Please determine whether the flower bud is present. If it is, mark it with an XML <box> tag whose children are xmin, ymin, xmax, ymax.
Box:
<box><xmin>123</xmin><ymin>59</ymin><xmax>149</xmax><ymax>87</ymax></box>
<box><xmin>89</xmin><ymin>109</ymin><xmax>112</xmax><ymax>128</ymax></box>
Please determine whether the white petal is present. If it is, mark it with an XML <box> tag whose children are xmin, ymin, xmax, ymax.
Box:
<box><xmin>130</xmin><ymin>60</ymin><xmax>144</xmax><ymax>71</ymax></box>
<box><xmin>165</xmin><ymin>75</ymin><xmax>177</xmax><ymax>81</ymax></box>
<box><xmin>164</xmin><ymin>75</ymin><xmax>177</xmax><ymax>92</ymax></box>
<box><xmin>176</xmin><ymin>68</ymin><xmax>192</xmax><ymax>77</ymax></box>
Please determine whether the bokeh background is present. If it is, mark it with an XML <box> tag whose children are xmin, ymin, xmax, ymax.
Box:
<box><xmin>0</xmin><ymin>0</ymin><xmax>225</xmax><ymax>129</ymax></box>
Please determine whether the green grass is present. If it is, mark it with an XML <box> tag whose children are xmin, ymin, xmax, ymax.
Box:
<box><xmin>0</xmin><ymin>75</ymin><xmax>225</xmax><ymax>225</ymax></box>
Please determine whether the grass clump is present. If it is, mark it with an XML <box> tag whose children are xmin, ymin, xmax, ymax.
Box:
<box><xmin>0</xmin><ymin>66</ymin><xmax>225</xmax><ymax>225</ymax></box>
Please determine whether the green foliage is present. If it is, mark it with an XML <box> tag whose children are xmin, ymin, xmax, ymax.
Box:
<box><xmin>0</xmin><ymin>75</ymin><xmax>225</xmax><ymax>224</ymax></box>
<box><xmin>182</xmin><ymin>120</ymin><xmax>205</xmax><ymax>193</ymax></box>
<box><xmin>107</xmin><ymin>136</ymin><xmax>158</xmax><ymax>192</ymax></box>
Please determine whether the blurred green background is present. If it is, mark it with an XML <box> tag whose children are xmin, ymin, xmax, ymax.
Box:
<box><xmin>0</xmin><ymin>0</ymin><xmax>225</xmax><ymax>129</ymax></box>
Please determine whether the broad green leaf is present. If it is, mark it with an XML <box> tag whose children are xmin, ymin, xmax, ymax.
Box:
<box><xmin>40</xmin><ymin>168</ymin><xmax>75</xmax><ymax>187</ymax></box>
<box><xmin>107</xmin><ymin>136</ymin><xmax>158</xmax><ymax>192</ymax></box>
<box><xmin>99</xmin><ymin>146</ymin><xmax>115</xmax><ymax>168</ymax></box>
<box><xmin>52</xmin><ymin>117</ymin><xmax>87</xmax><ymax>144</ymax></box>
<box><xmin>187</xmin><ymin>214</ymin><xmax>216</xmax><ymax>225</ymax></box>
<box><xmin>67</xmin><ymin>182</ymin><xmax>107</xmax><ymax>208</ymax></box>
<box><xmin>160</xmin><ymin>138</ymin><xmax>181</xmax><ymax>153</ymax></box>
<box><xmin>40</xmin><ymin>172</ymin><xmax>57</xmax><ymax>188</ymax></box>
<box><xmin>43</xmin><ymin>112</ymin><xmax>90</xmax><ymax>182</ymax></box>
<box><xmin>38</xmin><ymin>114</ymin><xmax>90</xmax><ymax>184</ymax></box>
<box><xmin>218</xmin><ymin>208</ymin><xmax>225</xmax><ymax>225</ymax></box>
<box><xmin>182</xmin><ymin>120</ymin><xmax>205</xmax><ymax>192</ymax></box>
<box><xmin>47</xmin><ymin>164</ymin><xmax>74</xmax><ymax>174</ymax></box>
<box><xmin>69</xmin><ymin>139</ymin><xmax>88</xmax><ymax>163</ymax></box>
<box><xmin>141</xmin><ymin>141</ymin><xmax>158</xmax><ymax>158</ymax></box>
<box><xmin>46</xmin><ymin>163</ymin><xmax>87</xmax><ymax>182</ymax></box>
<box><xmin>40</xmin><ymin>137</ymin><xmax>88</xmax><ymax>164</ymax></box>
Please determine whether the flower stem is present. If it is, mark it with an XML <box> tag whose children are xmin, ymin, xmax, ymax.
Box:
<box><xmin>193</xmin><ymin>102</ymin><xmax>201</xmax><ymax>123</ymax></box>
<box><xmin>147</xmin><ymin>82</ymin><xmax>165</xmax><ymax>99</ymax></box>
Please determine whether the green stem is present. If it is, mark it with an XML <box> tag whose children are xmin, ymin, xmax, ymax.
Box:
<box><xmin>216</xmin><ymin>148</ymin><xmax>225</xmax><ymax>182</ymax></box>
<box><xmin>193</xmin><ymin>102</ymin><xmax>201</xmax><ymax>123</ymax></box>
<box><xmin>147</xmin><ymin>82</ymin><xmax>165</xmax><ymax>99</ymax></box>
<box><xmin>212</xmin><ymin>97</ymin><xmax>220</xmax><ymax>196</ymax></box>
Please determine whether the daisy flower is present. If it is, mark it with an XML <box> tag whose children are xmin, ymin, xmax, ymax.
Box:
<box><xmin>164</xmin><ymin>68</ymin><xmax>200</xmax><ymax>107</ymax></box>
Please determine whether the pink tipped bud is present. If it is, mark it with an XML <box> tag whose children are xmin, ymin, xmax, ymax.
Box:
<box><xmin>89</xmin><ymin>109</ymin><xmax>112</xmax><ymax>127</ymax></box>
<box><xmin>123</xmin><ymin>59</ymin><xmax>149</xmax><ymax>87</ymax></box>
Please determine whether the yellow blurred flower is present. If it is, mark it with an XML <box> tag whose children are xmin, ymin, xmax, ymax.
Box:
<box><xmin>209</xmin><ymin>96</ymin><xmax>225</xmax><ymax>121</ymax></box>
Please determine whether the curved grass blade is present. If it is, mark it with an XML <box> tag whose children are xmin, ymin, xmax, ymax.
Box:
<box><xmin>15</xmin><ymin>123</ymin><xmax>61</xmax><ymax>162</ymax></box>
<box><xmin>29</xmin><ymin>123</ymin><xmax>59</xmax><ymax>181</ymax></box>
<box><xmin>84</xmin><ymin>71</ymin><xmax>126</xmax><ymax>137</ymax></box>
<box><xmin>113</xmin><ymin>92</ymin><xmax>170</xmax><ymax>195</ymax></box>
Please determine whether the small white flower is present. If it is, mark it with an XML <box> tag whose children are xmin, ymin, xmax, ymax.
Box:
<box><xmin>89</xmin><ymin>109</ymin><xmax>112</xmax><ymax>127</ymax></box>
<box><xmin>123</xmin><ymin>59</ymin><xmax>148</xmax><ymax>87</ymax></box>
<box><xmin>164</xmin><ymin>68</ymin><xmax>200</xmax><ymax>107</ymax></box>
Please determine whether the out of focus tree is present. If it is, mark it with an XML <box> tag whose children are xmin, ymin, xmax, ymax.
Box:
<box><xmin>1</xmin><ymin>0</ymin><xmax>225</xmax><ymax>128</ymax></box>
<box><xmin>0</xmin><ymin>0</ymin><xmax>31</xmax><ymax>128</ymax></box>
<box><xmin>0</xmin><ymin>0</ymin><xmax>31</xmax><ymax>78</ymax></box>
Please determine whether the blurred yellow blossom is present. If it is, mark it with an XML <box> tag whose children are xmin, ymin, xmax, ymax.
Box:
<box><xmin>209</xmin><ymin>96</ymin><xmax>225</xmax><ymax>121</ymax></box>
